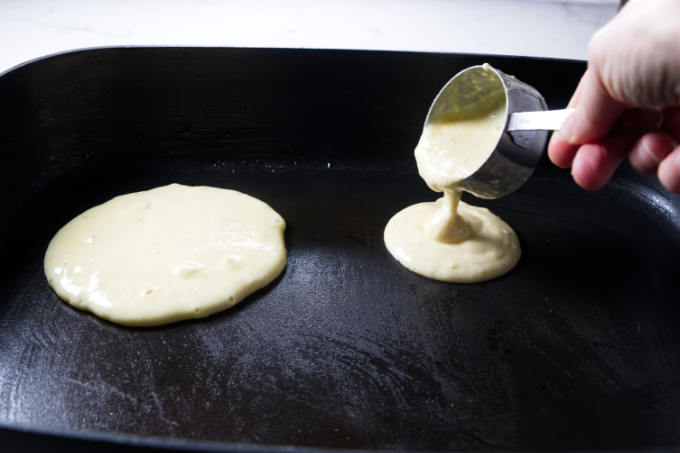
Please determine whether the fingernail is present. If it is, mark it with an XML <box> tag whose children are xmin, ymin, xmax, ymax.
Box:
<box><xmin>641</xmin><ymin>137</ymin><xmax>661</xmax><ymax>163</ymax></box>
<box><xmin>558</xmin><ymin>113</ymin><xmax>575</xmax><ymax>143</ymax></box>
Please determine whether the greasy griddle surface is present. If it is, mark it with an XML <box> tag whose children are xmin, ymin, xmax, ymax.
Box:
<box><xmin>1</xmin><ymin>48</ymin><xmax>680</xmax><ymax>451</ymax></box>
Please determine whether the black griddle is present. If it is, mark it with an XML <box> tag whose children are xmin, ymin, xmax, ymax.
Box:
<box><xmin>1</xmin><ymin>48</ymin><xmax>680</xmax><ymax>452</ymax></box>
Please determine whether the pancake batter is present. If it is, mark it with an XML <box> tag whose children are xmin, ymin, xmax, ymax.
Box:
<box><xmin>385</xmin><ymin>65</ymin><xmax>521</xmax><ymax>283</ymax></box>
<box><xmin>44</xmin><ymin>184</ymin><xmax>286</xmax><ymax>326</ymax></box>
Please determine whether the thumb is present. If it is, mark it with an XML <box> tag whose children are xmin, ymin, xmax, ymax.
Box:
<box><xmin>558</xmin><ymin>68</ymin><xmax>625</xmax><ymax>145</ymax></box>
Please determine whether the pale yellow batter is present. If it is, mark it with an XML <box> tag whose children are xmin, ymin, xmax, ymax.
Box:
<box><xmin>44</xmin><ymin>184</ymin><xmax>286</xmax><ymax>326</ymax></box>
<box><xmin>415</xmin><ymin>91</ymin><xmax>506</xmax><ymax>192</ymax></box>
<box><xmin>384</xmin><ymin>191</ymin><xmax>520</xmax><ymax>283</ymax></box>
<box><xmin>385</xmin><ymin>65</ymin><xmax>521</xmax><ymax>283</ymax></box>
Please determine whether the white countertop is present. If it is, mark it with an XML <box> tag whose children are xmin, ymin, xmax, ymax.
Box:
<box><xmin>1</xmin><ymin>0</ymin><xmax>618</xmax><ymax>75</ymax></box>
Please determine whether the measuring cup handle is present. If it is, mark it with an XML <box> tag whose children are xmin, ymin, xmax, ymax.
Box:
<box><xmin>507</xmin><ymin>108</ymin><xmax>575</xmax><ymax>132</ymax></box>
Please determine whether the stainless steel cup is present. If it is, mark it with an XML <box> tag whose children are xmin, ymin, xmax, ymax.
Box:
<box><xmin>424</xmin><ymin>64</ymin><xmax>550</xmax><ymax>199</ymax></box>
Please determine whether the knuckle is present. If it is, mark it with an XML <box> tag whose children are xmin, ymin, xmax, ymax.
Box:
<box><xmin>587</xmin><ymin>26</ymin><xmax>610</xmax><ymax>62</ymax></box>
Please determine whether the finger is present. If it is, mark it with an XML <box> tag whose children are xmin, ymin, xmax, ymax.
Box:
<box><xmin>657</xmin><ymin>146</ymin><xmax>680</xmax><ymax>194</ymax></box>
<box><xmin>566</xmin><ymin>70</ymin><xmax>587</xmax><ymax>109</ymax></box>
<box><xmin>547</xmin><ymin>72</ymin><xmax>587</xmax><ymax>168</ymax></box>
<box><xmin>548</xmin><ymin>133</ymin><xmax>579</xmax><ymax>168</ymax></box>
<box><xmin>571</xmin><ymin>109</ymin><xmax>663</xmax><ymax>190</ymax></box>
<box><xmin>628</xmin><ymin>132</ymin><xmax>677</xmax><ymax>176</ymax></box>
<box><xmin>571</xmin><ymin>143</ymin><xmax>617</xmax><ymax>190</ymax></box>
<box><xmin>558</xmin><ymin>68</ymin><xmax>626</xmax><ymax>145</ymax></box>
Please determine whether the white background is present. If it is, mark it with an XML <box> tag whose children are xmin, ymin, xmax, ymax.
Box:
<box><xmin>1</xmin><ymin>0</ymin><xmax>618</xmax><ymax>74</ymax></box>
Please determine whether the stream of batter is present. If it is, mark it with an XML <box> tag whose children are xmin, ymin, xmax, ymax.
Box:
<box><xmin>384</xmin><ymin>67</ymin><xmax>520</xmax><ymax>283</ymax></box>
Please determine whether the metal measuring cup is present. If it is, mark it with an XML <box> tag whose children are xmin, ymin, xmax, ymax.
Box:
<box><xmin>424</xmin><ymin>64</ymin><xmax>573</xmax><ymax>199</ymax></box>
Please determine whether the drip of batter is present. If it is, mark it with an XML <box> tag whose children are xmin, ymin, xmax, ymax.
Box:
<box><xmin>385</xmin><ymin>65</ymin><xmax>521</xmax><ymax>283</ymax></box>
<box><xmin>44</xmin><ymin>184</ymin><xmax>286</xmax><ymax>326</ymax></box>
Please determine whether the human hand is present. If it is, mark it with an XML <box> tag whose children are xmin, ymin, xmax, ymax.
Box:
<box><xmin>547</xmin><ymin>0</ymin><xmax>680</xmax><ymax>193</ymax></box>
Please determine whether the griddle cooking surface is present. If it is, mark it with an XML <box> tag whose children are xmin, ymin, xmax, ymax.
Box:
<box><xmin>1</xmin><ymin>48</ymin><xmax>679</xmax><ymax>451</ymax></box>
